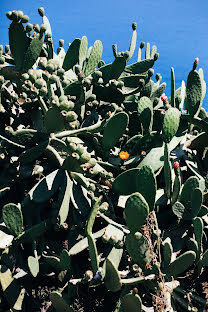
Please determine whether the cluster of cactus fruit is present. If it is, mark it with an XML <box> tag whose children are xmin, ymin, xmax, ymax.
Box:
<box><xmin>1</xmin><ymin>7</ymin><xmax>208</xmax><ymax>312</ymax></box>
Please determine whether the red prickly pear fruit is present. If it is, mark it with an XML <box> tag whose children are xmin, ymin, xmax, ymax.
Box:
<box><xmin>173</xmin><ymin>161</ymin><xmax>179</xmax><ymax>169</ymax></box>
<box><xmin>161</xmin><ymin>95</ymin><xmax>168</xmax><ymax>102</ymax></box>
<box><xmin>195</xmin><ymin>57</ymin><xmax>199</xmax><ymax>64</ymax></box>
<box><xmin>193</xmin><ymin>57</ymin><xmax>199</xmax><ymax>70</ymax></box>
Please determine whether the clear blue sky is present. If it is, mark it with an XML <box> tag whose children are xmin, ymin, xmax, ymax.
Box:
<box><xmin>0</xmin><ymin>0</ymin><xmax>208</xmax><ymax>107</ymax></box>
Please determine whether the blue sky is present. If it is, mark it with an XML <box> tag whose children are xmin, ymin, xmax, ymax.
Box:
<box><xmin>0</xmin><ymin>0</ymin><xmax>208</xmax><ymax>106</ymax></box>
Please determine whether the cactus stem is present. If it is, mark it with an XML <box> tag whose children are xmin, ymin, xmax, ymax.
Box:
<box><xmin>45</xmin><ymin>145</ymin><xmax>63</xmax><ymax>166</ymax></box>
<box><xmin>38</xmin><ymin>96</ymin><xmax>48</xmax><ymax>115</ymax></box>
<box><xmin>55</xmin><ymin>119</ymin><xmax>106</xmax><ymax>139</ymax></box>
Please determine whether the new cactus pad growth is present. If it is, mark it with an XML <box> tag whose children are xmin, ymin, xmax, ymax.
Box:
<box><xmin>0</xmin><ymin>6</ymin><xmax>207</xmax><ymax>312</ymax></box>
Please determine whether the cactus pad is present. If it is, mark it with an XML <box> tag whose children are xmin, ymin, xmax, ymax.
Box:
<box><xmin>125</xmin><ymin>192</ymin><xmax>149</xmax><ymax>233</ymax></box>
<box><xmin>186</xmin><ymin>70</ymin><xmax>202</xmax><ymax>117</ymax></box>
<box><xmin>2</xmin><ymin>203</ymin><xmax>23</xmax><ymax>237</ymax></box>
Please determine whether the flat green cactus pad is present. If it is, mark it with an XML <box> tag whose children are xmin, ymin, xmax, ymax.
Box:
<box><xmin>2</xmin><ymin>203</ymin><xmax>23</xmax><ymax>237</ymax></box>
<box><xmin>103</xmin><ymin>258</ymin><xmax>122</xmax><ymax>292</ymax></box>
<box><xmin>102</xmin><ymin>112</ymin><xmax>129</xmax><ymax>150</ymax></box>
<box><xmin>84</xmin><ymin>40</ymin><xmax>103</xmax><ymax>77</ymax></box>
<box><xmin>162</xmin><ymin>107</ymin><xmax>180</xmax><ymax>143</ymax></box>
<box><xmin>125</xmin><ymin>232</ymin><xmax>153</xmax><ymax>270</ymax></box>
<box><xmin>22</xmin><ymin>33</ymin><xmax>44</xmax><ymax>71</ymax></box>
<box><xmin>121</xmin><ymin>292</ymin><xmax>142</xmax><ymax>312</ymax></box>
<box><xmin>125</xmin><ymin>59</ymin><xmax>154</xmax><ymax>74</ymax></box>
<box><xmin>125</xmin><ymin>192</ymin><xmax>149</xmax><ymax>232</ymax></box>
<box><xmin>186</xmin><ymin>70</ymin><xmax>202</xmax><ymax>117</ymax></box>
<box><xmin>63</xmin><ymin>38</ymin><xmax>81</xmax><ymax>71</ymax></box>
<box><xmin>112</xmin><ymin>165</ymin><xmax>156</xmax><ymax>211</ymax></box>
<box><xmin>137</xmin><ymin>96</ymin><xmax>153</xmax><ymax>133</ymax></box>
<box><xmin>9</xmin><ymin>21</ymin><xmax>29</xmax><ymax>69</ymax></box>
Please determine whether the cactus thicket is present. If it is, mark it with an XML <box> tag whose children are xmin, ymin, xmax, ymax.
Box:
<box><xmin>0</xmin><ymin>7</ymin><xmax>208</xmax><ymax>312</ymax></box>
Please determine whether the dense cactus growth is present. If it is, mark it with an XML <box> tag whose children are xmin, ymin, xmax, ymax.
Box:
<box><xmin>0</xmin><ymin>7</ymin><xmax>208</xmax><ymax>312</ymax></box>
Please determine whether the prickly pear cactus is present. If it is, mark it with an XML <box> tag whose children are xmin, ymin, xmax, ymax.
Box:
<box><xmin>0</xmin><ymin>7</ymin><xmax>207</xmax><ymax>312</ymax></box>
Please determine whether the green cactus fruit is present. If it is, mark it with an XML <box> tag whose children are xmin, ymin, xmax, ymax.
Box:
<box><xmin>125</xmin><ymin>232</ymin><xmax>153</xmax><ymax>270</ymax></box>
<box><xmin>64</xmin><ymin>111</ymin><xmax>78</xmax><ymax>122</ymax></box>
<box><xmin>102</xmin><ymin>112</ymin><xmax>129</xmax><ymax>151</ymax></box>
<box><xmin>2</xmin><ymin>203</ymin><xmax>23</xmax><ymax>237</ymax></box>
<box><xmin>0</xmin><ymin>265</ymin><xmax>25</xmax><ymax>310</ymax></box>
<box><xmin>80</xmin><ymin>152</ymin><xmax>91</xmax><ymax>164</ymax></box>
<box><xmin>113</xmin><ymin>166</ymin><xmax>156</xmax><ymax>211</ymax></box>
<box><xmin>102</xmin><ymin>224</ymin><xmax>124</xmax><ymax>246</ymax></box>
<box><xmin>34</xmin><ymin>78</ymin><xmax>44</xmax><ymax>89</ymax></box>
<box><xmin>59</xmin><ymin>100</ymin><xmax>74</xmax><ymax>111</ymax></box>
<box><xmin>154</xmin><ymin>52</ymin><xmax>159</xmax><ymax>61</ymax></box>
<box><xmin>28</xmin><ymin>255</ymin><xmax>39</xmax><ymax>277</ymax></box>
<box><xmin>124</xmin><ymin>192</ymin><xmax>149</xmax><ymax>233</ymax></box>
<box><xmin>49</xmin><ymin>74</ymin><xmax>59</xmax><ymax>84</ymax></box>
<box><xmin>140</xmin><ymin>41</ymin><xmax>145</xmax><ymax>49</ymax></box>
<box><xmin>10</xmin><ymin>10</ymin><xmax>18</xmax><ymax>21</ymax></box>
<box><xmin>58</xmin><ymin>39</ymin><xmax>64</xmax><ymax>47</ymax></box>
<box><xmin>137</xmin><ymin>96</ymin><xmax>153</xmax><ymax>133</ymax></box>
<box><xmin>22</xmin><ymin>34</ymin><xmax>44</xmax><ymax>71</ymax></box>
<box><xmin>121</xmin><ymin>292</ymin><xmax>142</xmax><ymax>312</ymax></box>
<box><xmin>25</xmin><ymin>23</ymin><xmax>33</xmax><ymax>34</ymax></box>
<box><xmin>103</xmin><ymin>258</ymin><xmax>122</xmax><ymax>292</ymax></box>
<box><xmin>38</xmin><ymin>7</ymin><xmax>45</xmax><ymax>17</ymax></box>
<box><xmin>63</xmin><ymin>38</ymin><xmax>81</xmax><ymax>71</ymax></box>
<box><xmin>162</xmin><ymin>107</ymin><xmax>180</xmax><ymax>143</ymax></box>
<box><xmin>145</xmin><ymin>42</ymin><xmax>150</xmax><ymax>59</ymax></box>
<box><xmin>84</xmin><ymin>40</ymin><xmax>103</xmax><ymax>76</ymax></box>
<box><xmin>162</xmin><ymin>237</ymin><xmax>173</xmax><ymax>269</ymax></box>
<box><xmin>45</xmin><ymin>106</ymin><xmax>65</xmax><ymax>133</ymax></box>
<box><xmin>186</xmin><ymin>69</ymin><xmax>202</xmax><ymax>117</ymax></box>
<box><xmin>9</xmin><ymin>21</ymin><xmax>29</xmax><ymax>70</ymax></box>
<box><xmin>164</xmin><ymin>143</ymin><xmax>172</xmax><ymax>199</ymax></box>
<box><xmin>6</xmin><ymin>11</ymin><xmax>13</xmax><ymax>20</ymax></box>
<box><xmin>50</xmin><ymin>291</ymin><xmax>73</xmax><ymax>312</ymax></box>
<box><xmin>165</xmin><ymin>251</ymin><xmax>196</xmax><ymax>278</ymax></box>
<box><xmin>171</xmin><ymin>67</ymin><xmax>176</xmax><ymax>107</ymax></box>
<box><xmin>21</xmin><ymin>15</ymin><xmax>29</xmax><ymax>23</ymax></box>
<box><xmin>125</xmin><ymin>58</ymin><xmax>154</xmax><ymax>74</ymax></box>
